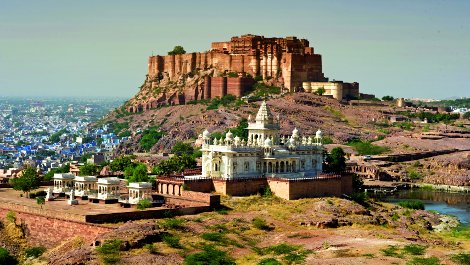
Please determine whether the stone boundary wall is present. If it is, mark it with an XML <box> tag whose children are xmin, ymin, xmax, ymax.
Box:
<box><xmin>213</xmin><ymin>177</ymin><xmax>268</xmax><ymax>196</ymax></box>
<box><xmin>268</xmin><ymin>174</ymin><xmax>353</xmax><ymax>200</ymax></box>
<box><xmin>374</xmin><ymin>149</ymin><xmax>462</xmax><ymax>162</ymax></box>
<box><xmin>0</xmin><ymin>200</ymin><xmax>86</xmax><ymax>223</ymax></box>
<box><xmin>185</xmin><ymin>179</ymin><xmax>213</xmax><ymax>193</ymax></box>
<box><xmin>0</xmin><ymin>206</ymin><xmax>114</xmax><ymax>247</ymax></box>
<box><xmin>85</xmin><ymin>206</ymin><xmax>211</xmax><ymax>223</ymax></box>
<box><xmin>164</xmin><ymin>191</ymin><xmax>220</xmax><ymax>208</ymax></box>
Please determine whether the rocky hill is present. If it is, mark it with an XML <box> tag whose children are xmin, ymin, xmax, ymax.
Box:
<box><xmin>103</xmin><ymin>93</ymin><xmax>394</xmax><ymax>155</ymax></box>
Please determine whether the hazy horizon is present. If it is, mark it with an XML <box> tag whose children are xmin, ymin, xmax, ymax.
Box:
<box><xmin>1</xmin><ymin>0</ymin><xmax>469</xmax><ymax>100</ymax></box>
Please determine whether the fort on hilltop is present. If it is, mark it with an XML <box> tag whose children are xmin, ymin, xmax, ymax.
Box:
<box><xmin>128</xmin><ymin>34</ymin><xmax>359</xmax><ymax>112</ymax></box>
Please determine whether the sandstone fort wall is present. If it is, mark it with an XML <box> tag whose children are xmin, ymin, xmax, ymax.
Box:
<box><xmin>0</xmin><ymin>206</ymin><xmax>114</xmax><ymax>247</ymax></box>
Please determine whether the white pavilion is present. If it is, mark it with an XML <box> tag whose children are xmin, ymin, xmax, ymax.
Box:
<box><xmin>52</xmin><ymin>173</ymin><xmax>75</xmax><ymax>193</ymax></box>
<box><xmin>74</xmin><ymin>176</ymin><xmax>97</xmax><ymax>197</ymax></box>
<box><xmin>200</xmin><ymin>101</ymin><xmax>323</xmax><ymax>179</ymax></box>
<box><xmin>97</xmin><ymin>177</ymin><xmax>121</xmax><ymax>200</ymax></box>
<box><xmin>126</xmin><ymin>182</ymin><xmax>153</xmax><ymax>204</ymax></box>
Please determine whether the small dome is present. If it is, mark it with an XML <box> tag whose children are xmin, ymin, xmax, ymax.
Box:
<box><xmin>292</xmin><ymin>127</ymin><xmax>299</xmax><ymax>137</ymax></box>
<box><xmin>289</xmin><ymin>136</ymin><xmax>296</xmax><ymax>146</ymax></box>
<box><xmin>225</xmin><ymin>131</ymin><xmax>233</xmax><ymax>141</ymax></box>
<box><xmin>315</xmin><ymin>129</ymin><xmax>322</xmax><ymax>138</ymax></box>
<box><xmin>202</xmin><ymin>129</ymin><xmax>210</xmax><ymax>139</ymax></box>
<box><xmin>264</xmin><ymin>137</ymin><xmax>273</xmax><ymax>147</ymax></box>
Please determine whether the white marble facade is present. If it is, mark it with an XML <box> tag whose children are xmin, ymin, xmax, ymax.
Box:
<box><xmin>200</xmin><ymin>101</ymin><xmax>323</xmax><ymax>179</ymax></box>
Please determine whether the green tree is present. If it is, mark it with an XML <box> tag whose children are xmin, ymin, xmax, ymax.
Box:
<box><xmin>168</xmin><ymin>45</ymin><xmax>186</xmax><ymax>55</ymax></box>
<box><xmin>49</xmin><ymin>129</ymin><xmax>67</xmax><ymax>143</ymax></box>
<box><xmin>324</xmin><ymin>147</ymin><xmax>346</xmax><ymax>173</ymax></box>
<box><xmin>171</xmin><ymin>142</ymin><xmax>194</xmax><ymax>156</ymax></box>
<box><xmin>463</xmin><ymin>112</ymin><xmax>470</xmax><ymax>119</ymax></box>
<box><xmin>315</xmin><ymin>87</ymin><xmax>326</xmax><ymax>95</ymax></box>
<box><xmin>127</xmin><ymin>163</ymin><xmax>149</xmax><ymax>183</ymax></box>
<box><xmin>110</xmin><ymin>156</ymin><xmax>136</xmax><ymax>172</ymax></box>
<box><xmin>79</xmin><ymin>163</ymin><xmax>98</xmax><ymax>176</ymax></box>
<box><xmin>382</xmin><ymin>95</ymin><xmax>395</xmax><ymax>101</ymax></box>
<box><xmin>79</xmin><ymin>153</ymin><xmax>93</xmax><ymax>163</ymax></box>
<box><xmin>10</xmin><ymin>167</ymin><xmax>41</xmax><ymax>196</ymax></box>
<box><xmin>140</xmin><ymin>127</ymin><xmax>164</xmax><ymax>152</ymax></box>
<box><xmin>230</xmin><ymin>118</ymin><xmax>249</xmax><ymax>139</ymax></box>
<box><xmin>43</xmin><ymin>163</ymin><xmax>70</xmax><ymax>181</ymax></box>
<box><xmin>152</xmin><ymin>154</ymin><xmax>196</xmax><ymax>176</ymax></box>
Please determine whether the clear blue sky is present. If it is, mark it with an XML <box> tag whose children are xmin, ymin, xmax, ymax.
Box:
<box><xmin>1</xmin><ymin>0</ymin><xmax>469</xmax><ymax>99</ymax></box>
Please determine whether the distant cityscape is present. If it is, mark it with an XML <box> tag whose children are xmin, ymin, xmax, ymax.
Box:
<box><xmin>0</xmin><ymin>97</ymin><xmax>126</xmax><ymax>176</ymax></box>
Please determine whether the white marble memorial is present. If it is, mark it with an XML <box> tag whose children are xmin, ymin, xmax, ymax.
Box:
<box><xmin>200</xmin><ymin>101</ymin><xmax>323</xmax><ymax>179</ymax></box>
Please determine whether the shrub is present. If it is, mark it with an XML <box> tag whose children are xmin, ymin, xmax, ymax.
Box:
<box><xmin>380</xmin><ymin>245</ymin><xmax>402</xmax><ymax>258</ymax></box>
<box><xmin>201</xmin><ymin>232</ymin><xmax>226</xmax><ymax>243</ymax></box>
<box><xmin>263</xmin><ymin>243</ymin><xmax>313</xmax><ymax>264</ymax></box>
<box><xmin>347</xmin><ymin>139</ymin><xmax>389</xmax><ymax>155</ymax></box>
<box><xmin>36</xmin><ymin>197</ymin><xmax>45</xmax><ymax>205</ymax></box>
<box><xmin>451</xmin><ymin>253</ymin><xmax>470</xmax><ymax>265</ymax></box>
<box><xmin>5</xmin><ymin>211</ymin><xmax>16</xmax><ymax>223</ymax></box>
<box><xmin>136</xmin><ymin>199</ymin><xmax>153</xmax><ymax>210</ymax></box>
<box><xmin>160</xmin><ymin>218</ymin><xmax>185</xmax><ymax>229</ymax></box>
<box><xmin>398</xmin><ymin>200</ymin><xmax>425</xmax><ymax>210</ymax></box>
<box><xmin>144</xmin><ymin>243</ymin><xmax>158</xmax><ymax>254</ymax></box>
<box><xmin>407</xmin><ymin>256</ymin><xmax>440</xmax><ymax>265</ymax></box>
<box><xmin>263</xmin><ymin>186</ymin><xmax>273</xmax><ymax>197</ymax></box>
<box><xmin>29</xmin><ymin>190</ymin><xmax>47</xmax><ymax>199</ymax></box>
<box><xmin>25</xmin><ymin>246</ymin><xmax>46</xmax><ymax>258</ymax></box>
<box><xmin>252</xmin><ymin>217</ymin><xmax>272</xmax><ymax>231</ymax></box>
<box><xmin>264</xmin><ymin>243</ymin><xmax>299</xmax><ymax>255</ymax></box>
<box><xmin>184</xmin><ymin>245</ymin><xmax>235</xmax><ymax>265</ymax></box>
<box><xmin>139</xmin><ymin>126</ymin><xmax>164</xmax><ymax>152</ymax></box>
<box><xmin>349</xmin><ymin>192</ymin><xmax>369</xmax><ymax>206</ymax></box>
<box><xmin>0</xmin><ymin>247</ymin><xmax>18</xmax><ymax>265</ymax></box>
<box><xmin>402</xmin><ymin>244</ymin><xmax>427</xmax><ymax>255</ymax></box>
<box><xmin>96</xmin><ymin>240</ymin><xmax>122</xmax><ymax>265</ymax></box>
<box><xmin>162</xmin><ymin>234</ymin><xmax>183</xmax><ymax>249</ymax></box>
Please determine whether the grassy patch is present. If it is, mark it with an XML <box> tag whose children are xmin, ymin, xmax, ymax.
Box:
<box><xmin>380</xmin><ymin>245</ymin><xmax>403</xmax><ymax>258</ymax></box>
<box><xmin>96</xmin><ymin>240</ymin><xmax>122</xmax><ymax>265</ymax></box>
<box><xmin>398</xmin><ymin>200</ymin><xmax>425</xmax><ymax>210</ymax></box>
<box><xmin>144</xmin><ymin>243</ymin><xmax>159</xmax><ymax>254</ymax></box>
<box><xmin>407</xmin><ymin>256</ymin><xmax>440</xmax><ymax>265</ymax></box>
<box><xmin>402</xmin><ymin>244</ymin><xmax>427</xmax><ymax>255</ymax></box>
<box><xmin>162</xmin><ymin>234</ymin><xmax>183</xmax><ymax>249</ymax></box>
<box><xmin>25</xmin><ymin>246</ymin><xmax>46</xmax><ymax>258</ymax></box>
<box><xmin>184</xmin><ymin>245</ymin><xmax>235</xmax><ymax>265</ymax></box>
<box><xmin>252</xmin><ymin>217</ymin><xmax>272</xmax><ymax>231</ymax></box>
<box><xmin>258</xmin><ymin>258</ymin><xmax>282</xmax><ymax>265</ymax></box>
<box><xmin>201</xmin><ymin>232</ymin><xmax>226</xmax><ymax>243</ymax></box>
<box><xmin>262</xmin><ymin>243</ymin><xmax>313</xmax><ymax>264</ymax></box>
<box><xmin>159</xmin><ymin>218</ymin><xmax>185</xmax><ymax>229</ymax></box>
<box><xmin>347</xmin><ymin>139</ymin><xmax>390</xmax><ymax>155</ymax></box>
